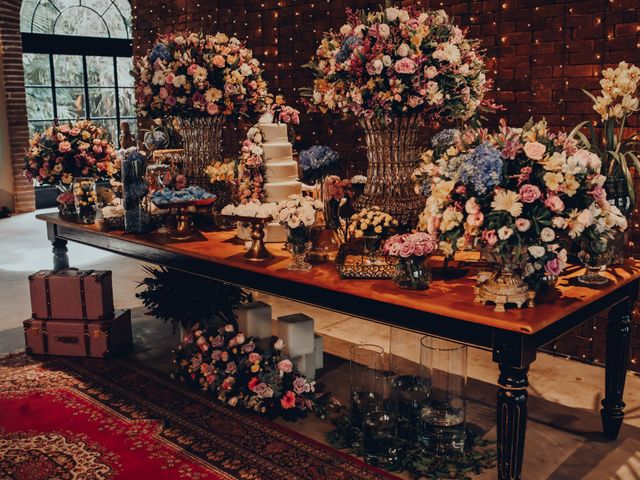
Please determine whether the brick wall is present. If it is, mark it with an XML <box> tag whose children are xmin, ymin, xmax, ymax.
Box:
<box><xmin>0</xmin><ymin>0</ymin><xmax>35</xmax><ymax>213</ymax></box>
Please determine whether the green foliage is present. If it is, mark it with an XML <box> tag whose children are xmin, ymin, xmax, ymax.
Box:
<box><xmin>326</xmin><ymin>410</ymin><xmax>496</xmax><ymax>480</ymax></box>
<box><xmin>136</xmin><ymin>266</ymin><xmax>253</xmax><ymax>332</ymax></box>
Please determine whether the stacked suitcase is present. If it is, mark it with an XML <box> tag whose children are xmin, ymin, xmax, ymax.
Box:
<box><xmin>24</xmin><ymin>268</ymin><xmax>132</xmax><ymax>357</ymax></box>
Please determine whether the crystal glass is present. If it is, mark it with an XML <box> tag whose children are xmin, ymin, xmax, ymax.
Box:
<box><xmin>578</xmin><ymin>239</ymin><xmax>611</xmax><ymax>286</ymax></box>
<box><xmin>72</xmin><ymin>177</ymin><xmax>97</xmax><ymax>224</ymax></box>
<box><xmin>121</xmin><ymin>154</ymin><xmax>150</xmax><ymax>234</ymax></box>
<box><xmin>418</xmin><ymin>336</ymin><xmax>467</xmax><ymax>454</ymax></box>
<box><xmin>174</xmin><ymin>115</ymin><xmax>225</xmax><ymax>190</ymax></box>
<box><xmin>350</xmin><ymin>344</ymin><xmax>385</xmax><ymax>427</ymax></box>
<box><xmin>394</xmin><ymin>256</ymin><xmax>431</xmax><ymax>290</ymax></box>
<box><xmin>362</xmin><ymin>235</ymin><xmax>383</xmax><ymax>264</ymax></box>
<box><xmin>354</xmin><ymin>115</ymin><xmax>425</xmax><ymax>227</ymax></box>
<box><xmin>286</xmin><ymin>226</ymin><xmax>312</xmax><ymax>271</ymax></box>
<box><xmin>362</xmin><ymin>371</ymin><xmax>400</xmax><ymax>469</ymax></box>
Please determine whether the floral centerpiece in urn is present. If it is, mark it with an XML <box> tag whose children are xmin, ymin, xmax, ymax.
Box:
<box><xmin>135</xmin><ymin>31</ymin><xmax>269</xmax><ymax>189</ymax></box>
<box><xmin>417</xmin><ymin>119</ymin><xmax>626</xmax><ymax>311</ymax></box>
<box><xmin>23</xmin><ymin>120</ymin><xmax>120</xmax><ymax>219</ymax></box>
<box><xmin>304</xmin><ymin>6</ymin><xmax>493</xmax><ymax>226</ymax></box>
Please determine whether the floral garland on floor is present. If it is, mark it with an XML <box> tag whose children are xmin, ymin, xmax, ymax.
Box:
<box><xmin>173</xmin><ymin>322</ymin><xmax>327</xmax><ymax>420</ymax></box>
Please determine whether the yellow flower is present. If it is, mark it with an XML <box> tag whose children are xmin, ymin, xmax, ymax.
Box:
<box><xmin>251</xmin><ymin>363</ymin><xmax>260</xmax><ymax>373</ymax></box>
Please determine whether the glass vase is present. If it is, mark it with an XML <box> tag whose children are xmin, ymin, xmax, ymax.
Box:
<box><xmin>72</xmin><ymin>177</ymin><xmax>97</xmax><ymax>224</ymax></box>
<box><xmin>354</xmin><ymin>114</ymin><xmax>425</xmax><ymax>227</ymax></box>
<box><xmin>605</xmin><ymin>177</ymin><xmax>632</xmax><ymax>264</ymax></box>
<box><xmin>362</xmin><ymin>235</ymin><xmax>383</xmax><ymax>264</ymax></box>
<box><xmin>286</xmin><ymin>225</ymin><xmax>312</xmax><ymax>271</ymax></box>
<box><xmin>350</xmin><ymin>344</ymin><xmax>385</xmax><ymax>427</ymax></box>
<box><xmin>121</xmin><ymin>154</ymin><xmax>150</xmax><ymax>234</ymax></box>
<box><xmin>174</xmin><ymin>115</ymin><xmax>225</xmax><ymax>190</ymax></box>
<box><xmin>577</xmin><ymin>241</ymin><xmax>611</xmax><ymax>286</ymax></box>
<box><xmin>362</xmin><ymin>370</ymin><xmax>400</xmax><ymax>469</ymax></box>
<box><xmin>394</xmin><ymin>256</ymin><xmax>431</xmax><ymax>290</ymax></box>
<box><xmin>418</xmin><ymin>336</ymin><xmax>467</xmax><ymax>454</ymax></box>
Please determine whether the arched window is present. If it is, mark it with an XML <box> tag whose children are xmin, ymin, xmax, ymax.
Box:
<box><xmin>20</xmin><ymin>0</ymin><xmax>134</xmax><ymax>146</ymax></box>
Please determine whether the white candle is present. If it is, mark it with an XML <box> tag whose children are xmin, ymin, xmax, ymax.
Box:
<box><xmin>277</xmin><ymin>313</ymin><xmax>315</xmax><ymax>358</ymax></box>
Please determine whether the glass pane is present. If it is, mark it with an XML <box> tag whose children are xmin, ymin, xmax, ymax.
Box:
<box><xmin>93</xmin><ymin>118</ymin><xmax>117</xmax><ymax>141</ymax></box>
<box><xmin>56</xmin><ymin>87</ymin><xmax>85</xmax><ymax>119</ymax></box>
<box><xmin>53</xmin><ymin>6</ymin><xmax>109</xmax><ymax>37</ymax></box>
<box><xmin>120</xmin><ymin>117</ymin><xmax>137</xmax><ymax>141</ymax></box>
<box><xmin>23</xmin><ymin>53</ymin><xmax>51</xmax><ymax>86</ymax></box>
<box><xmin>89</xmin><ymin>88</ymin><xmax>116</xmax><ymax>117</ymax></box>
<box><xmin>86</xmin><ymin>56</ymin><xmax>115</xmax><ymax>87</ymax></box>
<box><xmin>53</xmin><ymin>55</ymin><xmax>83</xmax><ymax>87</ymax></box>
<box><xmin>118</xmin><ymin>87</ymin><xmax>135</xmax><ymax>116</ymax></box>
<box><xmin>116</xmin><ymin>57</ymin><xmax>134</xmax><ymax>87</ymax></box>
<box><xmin>28</xmin><ymin>120</ymin><xmax>53</xmax><ymax>137</ymax></box>
<box><xmin>24</xmin><ymin>1</ymin><xmax>58</xmax><ymax>34</ymax></box>
<box><xmin>102</xmin><ymin>3</ymin><xmax>129</xmax><ymax>39</ymax></box>
<box><xmin>25</xmin><ymin>87</ymin><xmax>54</xmax><ymax>120</ymax></box>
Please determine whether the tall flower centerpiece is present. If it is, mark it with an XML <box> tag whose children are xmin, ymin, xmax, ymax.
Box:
<box><xmin>23</xmin><ymin>120</ymin><xmax>119</xmax><ymax>219</ymax></box>
<box><xmin>135</xmin><ymin>31</ymin><xmax>269</xmax><ymax>189</ymax></box>
<box><xmin>275</xmin><ymin>194</ymin><xmax>324</xmax><ymax>271</ymax></box>
<box><xmin>417</xmin><ymin>119</ymin><xmax>626</xmax><ymax>310</ymax></box>
<box><xmin>305</xmin><ymin>6</ymin><xmax>492</xmax><ymax>225</ymax></box>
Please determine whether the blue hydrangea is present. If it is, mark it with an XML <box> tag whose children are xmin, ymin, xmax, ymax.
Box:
<box><xmin>336</xmin><ymin>36</ymin><xmax>362</xmax><ymax>63</ymax></box>
<box><xmin>459</xmin><ymin>142</ymin><xmax>503</xmax><ymax>196</ymax></box>
<box><xmin>149</xmin><ymin>43</ymin><xmax>172</xmax><ymax>63</ymax></box>
<box><xmin>299</xmin><ymin>145</ymin><xmax>340</xmax><ymax>172</ymax></box>
<box><xmin>438</xmin><ymin>152</ymin><xmax>469</xmax><ymax>181</ymax></box>
<box><xmin>431</xmin><ymin>129</ymin><xmax>460</xmax><ymax>149</ymax></box>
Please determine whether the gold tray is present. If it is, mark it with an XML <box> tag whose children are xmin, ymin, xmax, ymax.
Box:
<box><xmin>335</xmin><ymin>243</ymin><xmax>398</xmax><ymax>279</ymax></box>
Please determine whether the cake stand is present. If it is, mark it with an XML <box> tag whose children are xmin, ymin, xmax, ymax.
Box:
<box><xmin>222</xmin><ymin>215</ymin><xmax>274</xmax><ymax>262</ymax></box>
<box><xmin>153</xmin><ymin>197</ymin><xmax>215</xmax><ymax>240</ymax></box>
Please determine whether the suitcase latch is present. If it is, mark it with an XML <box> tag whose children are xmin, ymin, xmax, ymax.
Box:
<box><xmin>52</xmin><ymin>336</ymin><xmax>79</xmax><ymax>344</ymax></box>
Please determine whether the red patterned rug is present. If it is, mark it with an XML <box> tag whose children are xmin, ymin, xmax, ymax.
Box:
<box><xmin>0</xmin><ymin>353</ymin><xmax>397</xmax><ymax>480</ymax></box>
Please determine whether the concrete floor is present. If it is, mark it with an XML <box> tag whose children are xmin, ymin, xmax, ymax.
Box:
<box><xmin>2</xmin><ymin>210</ymin><xmax>640</xmax><ymax>479</ymax></box>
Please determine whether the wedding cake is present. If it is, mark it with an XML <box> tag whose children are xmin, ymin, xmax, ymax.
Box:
<box><xmin>258</xmin><ymin>122</ymin><xmax>302</xmax><ymax>242</ymax></box>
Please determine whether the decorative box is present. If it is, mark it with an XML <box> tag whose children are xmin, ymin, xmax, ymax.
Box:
<box><xmin>29</xmin><ymin>268</ymin><xmax>114</xmax><ymax>321</ymax></box>
<box><xmin>23</xmin><ymin>309</ymin><xmax>132</xmax><ymax>357</ymax></box>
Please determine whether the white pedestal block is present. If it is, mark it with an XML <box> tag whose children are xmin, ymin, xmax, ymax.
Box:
<box><xmin>277</xmin><ymin>313</ymin><xmax>315</xmax><ymax>358</ymax></box>
<box><xmin>314</xmin><ymin>334</ymin><xmax>324</xmax><ymax>369</ymax></box>
<box><xmin>293</xmin><ymin>352</ymin><xmax>317</xmax><ymax>380</ymax></box>
<box><xmin>235</xmin><ymin>301</ymin><xmax>272</xmax><ymax>339</ymax></box>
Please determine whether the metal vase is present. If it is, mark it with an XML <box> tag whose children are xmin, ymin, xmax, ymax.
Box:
<box><xmin>174</xmin><ymin>115</ymin><xmax>225</xmax><ymax>189</ymax></box>
<box><xmin>354</xmin><ymin>115</ymin><xmax>425</xmax><ymax>227</ymax></box>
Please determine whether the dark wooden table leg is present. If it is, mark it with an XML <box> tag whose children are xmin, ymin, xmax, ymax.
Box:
<box><xmin>601</xmin><ymin>287</ymin><xmax>635</xmax><ymax>439</ymax></box>
<box><xmin>493</xmin><ymin>333</ymin><xmax>536</xmax><ymax>480</ymax></box>
<box><xmin>47</xmin><ymin>222</ymin><xmax>69</xmax><ymax>270</ymax></box>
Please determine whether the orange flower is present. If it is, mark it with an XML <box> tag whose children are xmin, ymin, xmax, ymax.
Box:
<box><xmin>280</xmin><ymin>391</ymin><xmax>296</xmax><ymax>409</ymax></box>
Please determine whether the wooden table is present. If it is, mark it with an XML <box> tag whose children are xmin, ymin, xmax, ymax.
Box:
<box><xmin>38</xmin><ymin>213</ymin><xmax>640</xmax><ymax>480</ymax></box>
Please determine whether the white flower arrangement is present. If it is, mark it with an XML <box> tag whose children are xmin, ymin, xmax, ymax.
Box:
<box><xmin>221</xmin><ymin>200</ymin><xmax>278</xmax><ymax>218</ymax></box>
<box><xmin>348</xmin><ymin>207</ymin><xmax>399</xmax><ymax>239</ymax></box>
<box><xmin>274</xmin><ymin>194</ymin><xmax>323</xmax><ymax>229</ymax></box>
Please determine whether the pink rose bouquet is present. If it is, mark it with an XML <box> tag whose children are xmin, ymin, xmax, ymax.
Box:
<box><xmin>384</xmin><ymin>232</ymin><xmax>438</xmax><ymax>258</ymax></box>
<box><xmin>304</xmin><ymin>6</ymin><xmax>494</xmax><ymax>124</ymax></box>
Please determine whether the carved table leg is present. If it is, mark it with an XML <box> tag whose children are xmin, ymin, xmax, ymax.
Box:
<box><xmin>493</xmin><ymin>334</ymin><xmax>536</xmax><ymax>480</ymax></box>
<box><xmin>52</xmin><ymin>238</ymin><xmax>69</xmax><ymax>271</ymax></box>
<box><xmin>601</xmin><ymin>294</ymin><xmax>634</xmax><ymax>439</ymax></box>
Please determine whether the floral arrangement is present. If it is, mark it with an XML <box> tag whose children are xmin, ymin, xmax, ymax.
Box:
<box><xmin>275</xmin><ymin>194</ymin><xmax>324</xmax><ymax>229</ymax></box>
<box><xmin>303</xmin><ymin>6</ymin><xmax>492</xmax><ymax>124</ymax></box>
<box><xmin>173</xmin><ymin>322</ymin><xmax>325</xmax><ymax>420</ymax></box>
<box><xmin>24</xmin><ymin>120</ymin><xmax>119</xmax><ymax>188</ymax></box>
<box><xmin>574</xmin><ymin>61</ymin><xmax>640</xmax><ymax>208</ymax></box>
<box><xmin>205</xmin><ymin>161</ymin><xmax>236</xmax><ymax>183</ymax></box>
<box><xmin>383</xmin><ymin>231</ymin><xmax>438</xmax><ymax>258</ymax></box>
<box><xmin>417</xmin><ymin>119</ymin><xmax>628</xmax><ymax>290</ymax></box>
<box><xmin>323</xmin><ymin>175</ymin><xmax>353</xmax><ymax>233</ymax></box>
<box><xmin>221</xmin><ymin>200</ymin><xmax>278</xmax><ymax>218</ymax></box>
<box><xmin>237</xmin><ymin>125</ymin><xmax>267</xmax><ymax>203</ymax></box>
<box><xmin>261</xmin><ymin>94</ymin><xmax>301</xmax><ymax>125</ymax></box>
<box><xmin>135</xmin><ymin>31</ymin><xmax>269</xmax><ymax>119</ymax></box>
<box><xmin>299</xmin><ymin>145</ymin><xmax>340</xmax><ymax>183</ymax></box>
<box><xmin>348</xmin><ymin>206</ymin><xmax>398</xmax><ymax>239</ymax></box>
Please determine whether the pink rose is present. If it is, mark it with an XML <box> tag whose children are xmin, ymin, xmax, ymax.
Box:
<box><xmin>519</xmin><ymin>184</ymin><xmax>541</xmax><ymax>203</ymax></box>
<box><xmin>93</xmin><ymin>145</ymin><xmax>102</xmax><ymax>154</ymax></box>
<box><xmin>58</xmin><ymin>141</ymin><xmax>72</xmax><ymax>153</ymax></box>
<box><xmin>207</xmin><ymin>102</ymin><xmax>219</xmax><ymax>115</ymax></box>
<box><xmin>69</xmin><ymin>128</ymin><xmax>80</xmax><ymax>136</ymax></box>
<box><xmin>278</xmin><ymin>359</ymin><xmax>293</xmax><ymax>373</ymax></box>
<box><xmin>159</xmin><ymin>87</ymin><xmax>169</xmax><ymax>99</ymax></box>
<box><xmin>213</xmin><ymin>55</ymin><xmax>225</xmax><ymax>68</ymax></box>
<box><xmin>165</xmin><ymin>72</ymin><xmax>175</xmax><ymax>85</ymax></box>
<box><xmin>166</xmin><ymin>96</ymin><xmax>177</xmax><ymax>106</ymax></box>
<box><xmin>515</xmin><ymin>218</ymin><xmax>531</xmax><ymax>232</ymax></box>
<box><xmin>589</xmin><ymin>185</ymin><xmax>606</xmax><ymax>202</ymax></box>
<box><xmin>467</xmin><ymin>211</ymin><xmax>484</xmax><ymax>227</ymax></box>
<box><xmin>58</xmin><ymin>125</ymin><xmax>70</xmax><ymax>133</ymax></box>
<box><xmin>465</xmin><ymin>197</ymin><xmax>480</xmax><ymax>214</ymax></box>
<box><xmin>544</xmin><ymin>195</ymin><xmax>565</xmax><ymax>212</ymax></box>
<box><xmin>425</xmin><ymin>66</ymin><xmax>438</xmax><ymax>79</ymax></box>
<box><xmin>394</xmin><ymin>58</ymin><xmax>418</xmax><ymax>74</ymax></box>
<box><xmin>426</xmin><ymin>215</ymin><xmax>441</xmax><ymax>235</ymax></box>
<box><xmin>481</xmin><ymin>229</ymin><xmax>498</xmax><ymax>246</ymax></box>
<box><xmin>523</xmin><ymin>141</ymin><xmax>546</xmax><ymax>160</ymax></box>
<box><xmin>248</xmin><ymin>352</ymin><xmax>261</xmax><ymax>363</ymax></box>
<box><xmin>545</xmin><ymin>258</ymin><xmax>562</xmax><ymax>276</ymax></box>
<box><xmin>399</xmin><ymin>241</ymin><xmax>414</xmax><ymax>258</ymax></box>
<box><xmin>187</xmin><ymin>63</ymin><xmax>198</xmax><ymax>75</ymax></box>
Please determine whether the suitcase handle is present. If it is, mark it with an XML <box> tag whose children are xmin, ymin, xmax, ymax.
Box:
<box><xmin>52</xmin><ymin>335</ymin><xmax>80</xmax><ymax>344</ymax></box>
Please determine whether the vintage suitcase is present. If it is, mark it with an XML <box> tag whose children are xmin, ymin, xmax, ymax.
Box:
<box><xmin>29</xmin><ymin>268</ymin><xmax>114</xmax><ymax>321</ymax></box>
<box><xmin>23</xmin><ymin>309</ymin><xmax>132</xmax><ymax>357</ymax></box>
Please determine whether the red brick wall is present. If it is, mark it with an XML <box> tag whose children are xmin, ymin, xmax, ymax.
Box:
<box><xmin>132</xmin><ymin>0</ymin><xmax>640</xmax><ymax>163</ymax></box>
<box><xmin>0</xmin><ymin>0</ymin><xmax>35</xmax><ymax>213</ymax></box>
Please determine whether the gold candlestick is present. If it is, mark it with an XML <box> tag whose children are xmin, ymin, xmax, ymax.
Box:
<box><xmin>224</xmin><ymin>215</ymin><xmax>274</xmax><ymax>262</ymax></box>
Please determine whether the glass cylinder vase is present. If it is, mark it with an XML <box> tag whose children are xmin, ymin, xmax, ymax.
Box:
<box><xmin>354</xmin><ymin>115</ymin><xmax>425</xmax><ymax>227</ymax></box>
<box><xmin>121</xmin><ymin>154</ymin><xmax>150</xmax><ymax>234</ymax></box>
<box><xmin>350</xmin><ymin>344</ymin><xmax>385</xmax><ymax>427</ymax></box>
<box><xmin>285</xmin><ymin>225</ymin><xmax>312</xmax><ymax>271</ymax></box>
<box><xmin>418</xmin><ymin>336</ymin><xmax>467</xmax><ymax>454</ymax></box>
<box><xmin>362</xmin><ymin>370</ymin><xmax>400</xmax><ymax>469</ymax></box>
<box><xmin>394</xmin><ymin>256</ymin><xmax>431</xmax><ymax>290</ymax></box>
<box><xmin>174</xmin><ymin>115</ymin><xmax>225</xmax><ymax>190</ymax></box>
<box><xmin>72</xmin><ymin>178</ymin><xmax>97</xmax><ymax>224</ymax></box>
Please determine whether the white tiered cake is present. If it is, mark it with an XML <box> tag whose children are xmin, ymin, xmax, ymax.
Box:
<box><xmin>258</xmin><ymin>123</ymin><xmax>302</xmax><ymax>242</ymax></box>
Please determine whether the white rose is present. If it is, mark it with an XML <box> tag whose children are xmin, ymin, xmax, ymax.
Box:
<box><xmin>372</xmin><ymin>59</ymin><xmax>383</xmax><ymax>74</ymax></box>
<box><xmin>397</xmin><ymin>43</ymin><xmax>410</xmax><ymax>57</ymax></box>
<box><xmin>385</xmin><ymin>7</ymin><xmax>399</xmax><ymax>21</ymax></box>
<box><xmin>378</xmin><ymin>23</ymin><xmax>390</xmax><ymax>38</ymax></box>
<box><xmin>497</xmin><ymin>226</ymin><xmax>513</xmax><ymax>240</ymax></box>
<box><xmin>339</xmin><ymin>24</ymin><xmax>353</xmax><ymax>36</ymax></box>
<box><xmin>239</xmin><ymin>63</ymin><xmax>252</xmax><ymax>76</ymax></box>
<box><xmin>382</xmin><ymin>55</ymin><xmax>392</xmax><ymax>67</ymax></box>
<box><xmin>528</xmin><ymin>246</ymin><xmax>546</xmax><ymax>258</ymax></box>
<box><xmin>540</xmin><ymin>227</ymin><xmax>555</xmax><ymax>242</ymax></box>
<box><xmin>398</xmin><ymin>9</ymin><xmax>410</xmax><ymax>22</ymax></box>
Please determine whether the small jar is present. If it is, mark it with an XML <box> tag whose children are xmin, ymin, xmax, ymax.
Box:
<box><xmin>72</xmin><ymin>177</ymin><xmax>97</xmax><ymax>224</ymax></box>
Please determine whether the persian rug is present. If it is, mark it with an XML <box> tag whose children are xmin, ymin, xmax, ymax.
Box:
<box><xmin>0</xmin><ymin>353</ymin><xmax>398</xmax><ymax>480</ymax></box>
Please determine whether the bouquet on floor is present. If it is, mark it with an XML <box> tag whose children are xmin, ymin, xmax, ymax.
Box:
<box><xmin>135</xmin><ymin>31</ymin><xmax>269</xmax><ymax>119</ymax></box>
<box><xmin>173</xmin><ymin>322</ymin><xmax>326</xmax><ymax>420</ymax></box>
<box><xmin>303</xmin><ymin>5</ymin><xmax>493</xmax><ymax>124</ymax></box>
<box><xmin>23</xmin><ymin>120</ymin><xmax>119</xmax><ymax>188</ymax></box>
<box><xmin>416</xmin><ymin>119</ymin><xmax>627</xmax><ymax>291</ymax></box>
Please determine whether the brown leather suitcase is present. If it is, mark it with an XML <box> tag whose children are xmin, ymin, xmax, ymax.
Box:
<box><xmin>29</xmin><ymin>268</ymin><xmax>114</xmax><ymax>321</ymax></box>
<box><xmin>23</xmin><ymin>309</ymin><xmax>132</xmax><ymax>357</ymax></box>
